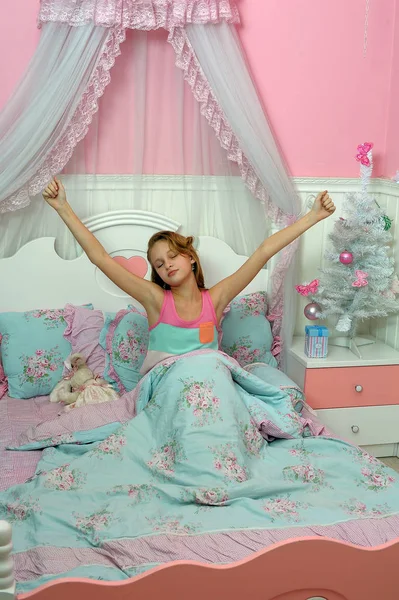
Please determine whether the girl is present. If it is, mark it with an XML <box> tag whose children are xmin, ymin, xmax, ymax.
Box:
<box><xmin>43</xmin><ymin>178</ymin><xmax>335</xmax><ymax>371</ymax></box>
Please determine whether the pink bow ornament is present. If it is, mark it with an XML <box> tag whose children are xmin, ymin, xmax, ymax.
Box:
<box><xmin>295</xmin><ymin>279</ymin><xmax>319</xmax><ymax>297</ymax></box>
<box><xmin>352</xmin><ymin>270</ymin><xmax>369</xmax><ymax>288</ymax></box>
<box><xmin>355</xmin><ymin>142</ymin><xmax>373</xmax><ymax>167</ymax></box>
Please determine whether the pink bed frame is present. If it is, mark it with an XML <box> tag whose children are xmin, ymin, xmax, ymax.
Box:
<box><xmin>18</xmin><ymin>537</ymin><xmax>399</xmax><ymax>600</ymax></box>
<box><xmin>1</xmin><ymin>521</ymin><xmax>398</xmax><ymax>600</ymax></box>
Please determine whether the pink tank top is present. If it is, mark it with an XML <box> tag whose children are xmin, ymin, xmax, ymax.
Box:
<box><xmin>150</xmin><ymin>290</ymin><xmax>218</xmax><ymax>330</ymax></box>
<box><xmin>141</xmin><ymin>290</ymin><xmax>219</xmax><ymax>374</ymax></box>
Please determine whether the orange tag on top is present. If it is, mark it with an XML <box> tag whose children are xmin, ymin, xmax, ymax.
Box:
<box><xmin>199</xmin><ymin>322</ymin><xmax>215</xmax><ymax>344</ymax></box>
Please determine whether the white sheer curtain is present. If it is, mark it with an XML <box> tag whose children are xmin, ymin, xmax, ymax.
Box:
<box><xmin>185</xmin><ymin>22</ymin><xmax>300</xmax><ymax>219</ymax></box>
<box><xmin>0</xmin><ymin>22</ymin><xmax>113</xmax><ymax>212</ymax></box>
<box><xmin>185</xmin><ymin>22</ymin><xmax>300</xmax><ymax>366</ymax></box>
<box><xmin>0</xmin><ymin>29</ymin><xmax>269</xmax><ymax>261</ymax></box>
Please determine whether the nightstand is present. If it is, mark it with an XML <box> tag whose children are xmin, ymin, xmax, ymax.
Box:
<box><xmin>287</xmin><ymin>336</ymin><xmax>399</xmax><ymax>457</ymax></box>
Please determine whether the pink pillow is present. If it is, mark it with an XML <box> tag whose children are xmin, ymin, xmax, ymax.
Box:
<box><xmin>63</xmin><ymin>304</ymin><xmax>106</xmax><ymax>376</ymax></box>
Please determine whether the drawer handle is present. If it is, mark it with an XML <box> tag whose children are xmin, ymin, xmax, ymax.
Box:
<box><xmin>355</xmin><ymin>385</ymin><xmax>363</xmax><ymax>393</ymax></box>
<box><xmin>351</xmin><ymin>425</ymin><xmax>360</xmax><ymax>434</ymax></box>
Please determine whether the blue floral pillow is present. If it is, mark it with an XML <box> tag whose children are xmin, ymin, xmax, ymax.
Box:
<box><xmin>220</xmin><ymin>292</ymin><xmax>277</xmax><ymax>368</ymax></box>
<box><xmin>100</xmin><ymin>308</ymin><xmax>149</xmax><ymax>394</ymax></box>
<box><xmin>0</xmin><ymin>308</ymin><xmax>80</xmax><ymax>399</ymax></box>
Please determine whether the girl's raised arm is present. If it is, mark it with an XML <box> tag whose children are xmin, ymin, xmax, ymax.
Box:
<box><xmin>210</xmin><ymin>191</ymin><xmax>335</xmax><ymax>317</ymax></box>
<box><xmin>43</xmin><ymin>178</ymin><xmax>164</xmax><ymax>312</ymax></box>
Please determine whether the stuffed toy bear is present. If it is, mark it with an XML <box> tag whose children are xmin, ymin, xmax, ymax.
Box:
<box><xmin>50</xmin><ymin>353</ymin><xmax>118</xmax><ymax>411</ymax></box>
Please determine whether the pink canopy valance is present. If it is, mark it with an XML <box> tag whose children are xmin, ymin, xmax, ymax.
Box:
<box><xmin>38</xmin><ymin>0</ymin><xmax>240</xmax><ymax>29</ymax></box>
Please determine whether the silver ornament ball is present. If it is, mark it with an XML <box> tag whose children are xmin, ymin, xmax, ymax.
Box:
<box><xmin>304</xmin><ymin>302</ymin><xmax>321</xmax><ymax>320</ymax></box>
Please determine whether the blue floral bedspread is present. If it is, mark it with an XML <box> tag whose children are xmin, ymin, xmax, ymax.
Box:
<box><xmin>1</xmin><ymin>351</ymin><xmax>398</xmax><ymax>593</ymax></box>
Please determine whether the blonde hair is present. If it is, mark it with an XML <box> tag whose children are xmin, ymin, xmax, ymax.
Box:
<box><xmin>147</xmin><ymin>231</ymin><xmax>205</xmax><ymax>290</ymax></box>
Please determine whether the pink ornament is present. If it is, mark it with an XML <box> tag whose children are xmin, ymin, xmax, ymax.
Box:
<box><xmin>295</xmin><ymin>279</ymin><xmax>319</xmax><ymax>297</ymax></box>
<box><xmin>339</xmin><ymin>251</ymin><xmax>353</xmax><ymax>265</ymax></box>
<box><xmin>352</xmin><ymin>270</ymin><xmax>369</xmax><ymax>288</ymax></box>
<box><xmin>304</xmin><ymin>302</ymin><xmax>321</xmax><ymax>321</ymax></box>
<box><xmin>355</xmin><ymin>142</ymin><xmax>374</xmax><ymax>166</ymax></box>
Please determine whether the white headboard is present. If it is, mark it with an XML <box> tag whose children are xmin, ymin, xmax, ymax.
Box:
<box><xmin>0</xmin><ymin>210</ymin><xmax>268</xmax><ymax>312</ymax></box>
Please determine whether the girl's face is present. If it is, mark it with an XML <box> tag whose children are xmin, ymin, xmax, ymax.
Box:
<box><xmin>150</xmin><ymin>240</ymin><xmax>194</xmax><ymax>287</ymax></box>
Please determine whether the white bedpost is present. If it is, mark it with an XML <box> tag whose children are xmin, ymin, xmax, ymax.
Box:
<box><xmin>0</xmin><ymin>522</ymin><xmax>15</xmax><ymax>600</ymax></box>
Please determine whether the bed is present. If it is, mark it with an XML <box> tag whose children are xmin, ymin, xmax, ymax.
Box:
<box><xmin>1</xmin><ymin>210</ymin><xmax>399</xmax><ymax>600</ymax></box>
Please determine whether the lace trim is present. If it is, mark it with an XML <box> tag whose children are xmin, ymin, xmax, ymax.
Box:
<box><xmin>169</xmin><ymin>27</ymin><xmax>298</xmax><ymax>360</ymax></box>
<box><xmin>0</xmin><ymin>26</ymin><xmax>126</xmax><ymax>214</ymax></box>
<box><xmin>38</xmin><ymin>0</ymin><xmax>240</xmax><ymax>29</ymax></box>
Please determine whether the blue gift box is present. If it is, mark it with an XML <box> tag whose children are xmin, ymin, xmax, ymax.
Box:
<box><xmin>305</xmin><ymin>326</ymin><xmax>329</xmax><ymax>358</ymax></box>
<box><xmin>305</xmin><ymin>326</ymin><xmax>329</xmax><ymax>337</ymax></box>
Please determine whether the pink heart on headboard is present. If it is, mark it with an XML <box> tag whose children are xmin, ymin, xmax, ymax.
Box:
<box><xmin>113</xmin><ymin>256</ymin><xmax>148</xmax><ymax>279</ymax></box>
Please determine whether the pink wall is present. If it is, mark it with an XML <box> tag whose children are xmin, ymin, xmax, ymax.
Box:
<box><xmin>0</xmin><ymin>0</ymin><xmax>40</xmax><ymax>110</ymax></box>
<box><xmin>385</xmin><ymin>1</ymin><xmax>399</xmax><ymax>177</ymax></box>
<box><xmin>0</xmin><ymin>0</ymin><xmax>397</xmax><ymax>177</ymax></box>
<box><xmin>239</xmin><ymin>0</ymin><xmax>396</xmax><ymax>177</ymax></box>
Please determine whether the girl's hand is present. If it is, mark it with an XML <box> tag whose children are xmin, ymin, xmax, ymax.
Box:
<box><xmin>310</xmin><ymin>190</ymin><xmax>336</xmax><ymax>222</ymax></box>
<box><xmin>42</xmin><ymin>178</ymin><xmax>67</xmax><ymax>211</ymax></box>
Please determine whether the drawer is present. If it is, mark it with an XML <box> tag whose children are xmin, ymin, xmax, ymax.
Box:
<box><xmin>316</xmin><ymin>405</ymin><xmax>399</xmax><ymax>447</ymax></box>
<box><xmin>304</xmin><ymin>365</ymin><xmax>399</xmax><ymax>409</ymax></box>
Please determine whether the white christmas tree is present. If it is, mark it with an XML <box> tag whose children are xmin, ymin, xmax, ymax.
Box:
<box><xmin>298</xmin><ymin>143</ymin><xmax>399</xmax><ymax>355</ymax></box>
